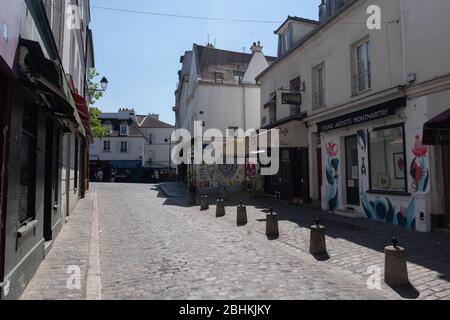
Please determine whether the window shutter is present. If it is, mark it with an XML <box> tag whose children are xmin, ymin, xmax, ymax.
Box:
<box><xmin>52</xmin><ymin>0</ymin><xmax>65</xmax><ymax>58</ymax></box>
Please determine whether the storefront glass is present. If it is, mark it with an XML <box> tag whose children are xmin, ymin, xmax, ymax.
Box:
<box><xmin>369</xmin><ymin>124</ymin><xmax>407</xmax><ymax>192</ymax></box>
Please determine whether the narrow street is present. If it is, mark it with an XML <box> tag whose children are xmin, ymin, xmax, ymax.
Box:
<box><xmin>20</xmin><ymin>183</ymin><xmax>450</xmax><ymax>300</ymax></box>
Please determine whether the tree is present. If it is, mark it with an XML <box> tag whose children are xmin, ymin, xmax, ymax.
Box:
<box><xmin>88</xmin><ymin>68</ymin><xmax>107</xmax><ymax>138</ymax></box>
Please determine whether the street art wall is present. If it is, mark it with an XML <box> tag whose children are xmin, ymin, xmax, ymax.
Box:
<box><xmin>197</xmin><ymin>163</ymin><xmax>245</xmax><ymax>192</ymax></box>
<box><xmin>324</xmin><ymin>139</ymin><xmax>340</xmax><ymax>212</ymax></box>
<box><xmin>320</xmin><ymin>105</ymin><xmax>432</xmax><ymax>231</ymax></box>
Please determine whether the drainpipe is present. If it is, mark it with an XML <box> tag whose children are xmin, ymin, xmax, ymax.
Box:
<box><xmin>400</xmin><ymin>0</ymin><xmax>407</xmax><ymax>85</ymax></box>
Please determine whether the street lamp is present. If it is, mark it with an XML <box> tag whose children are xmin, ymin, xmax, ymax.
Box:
<box><xmin>100</xmin><ymin>76</ymin><xmax>109</xmax><ymax>91</ymax></box>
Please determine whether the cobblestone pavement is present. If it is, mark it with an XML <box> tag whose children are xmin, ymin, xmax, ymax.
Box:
<box><xmin>21</xmin><ymin>182</ymin><xmax>450</xmax><ymax>300</ymax></box>
<box><xmin>98</xmin><ymin>183</ymin><xmax>395</xmax><ymax>300</ymax></box>
<box><xmin>160</xmin><ymin>182</ymin><xmax>450</xmax><ymax>300</ymax></box>
<box><xmin>21</xmin><ymin>188</ymin><xmax>95</xmax><ymax>300</ymax></box>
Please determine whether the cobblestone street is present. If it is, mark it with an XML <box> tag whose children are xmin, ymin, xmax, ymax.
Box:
<box><xmin>21</xmin><ymin>183</ymin><xmax>450</xmax><ymax>300</ymax></box>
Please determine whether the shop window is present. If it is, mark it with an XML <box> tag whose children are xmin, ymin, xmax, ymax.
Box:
<box><xmin>18</xmin><ymin>105</ymin><xmax>38</xmax><ymax>225</ymax></box>
<box><xmin>369</xmin><ymin>125</ymin><xmax>407</xmax><ymax>193</ymax></box>
<box><xmin>74</xmin><ymin>137</ymin><xmax>79</xmax><ymax>189</ymax></box>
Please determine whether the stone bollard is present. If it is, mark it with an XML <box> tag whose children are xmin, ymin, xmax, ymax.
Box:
<box><xmin>236</xmin><ymin>201</ymin><xmax>247</xmax><ymax>226</ymax></box>
<box><xmin>310</xmin><ymin>218</ymin><xmax>327</xmax><ymax>255</ymax></box>
<box><xmin>200</xmin><ymin>195</ymin><xmax>209</xmax><ymax>211</ymax></box>
<box><xmin>384</xmin><ymin>237</ymin><xmax>409</xmax><ymax>286</ymax></box>
<box><xmin>216</xmin><ymin>198</ymin><xmax>226</xmax><ymax>217</ymax></box>
<box><xmin>266</xmin><ymin>207</ymin><xmax>279</xmax><ymax>237</ymax></box>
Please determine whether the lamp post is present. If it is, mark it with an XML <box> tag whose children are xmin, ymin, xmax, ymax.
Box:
<box><xmin>88</xmin><ymin>76</ymin><xmax>109</xmax><ymax>95</ymax></box>
<box><xmin>164</xmin><ymin>137</ymin><xmax>172</xmax><ymax>179</ymax></box>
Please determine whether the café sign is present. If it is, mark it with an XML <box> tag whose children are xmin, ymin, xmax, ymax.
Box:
<box><xmin>317</xmin><ymin>97</ymin><xmax>406</xmax><ymax>133</ymax></box>
<box><xmin>281</xmin><ymin>92</ymin><xmax>302</xmax><ymax>105</ymax></box>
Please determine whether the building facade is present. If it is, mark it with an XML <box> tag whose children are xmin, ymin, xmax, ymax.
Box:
<box><xmin>173</xmin><ymin>42</ymin><xmax>275</xmax><ymax>192</ymax></box>
<box><xmin>257</xmin><ymin>0</ymin><xmax>450</xmax><ymax>232</ymax></box>
<box><xmin>89</xmin><ymin>109</ymin><xmax>174</xmax><ymax>183</ymax></box>
<box><xmin>0</xmin><ymin>0</ymin><xmax>94</xmax><ymax>299</ymax></box>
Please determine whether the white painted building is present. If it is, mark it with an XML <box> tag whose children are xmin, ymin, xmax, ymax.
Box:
<box><xmin>89</xmin><ymin>109</ymin><xmax>174</xmax><ymax>182</ymax></box>
<box><xmin>257</xmin><ymin>0</ymin><xmax>450</xmax><ymax>232</ymax></box>
<box><xmin>174</xmin><ymin>43</ymin><xmax>276</xmax><ymax>191</ymax></box>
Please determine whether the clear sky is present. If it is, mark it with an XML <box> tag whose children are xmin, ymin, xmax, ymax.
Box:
<box><xmin>90</xmin><ymin>0</ymin><xmax>319</xmax><ymax>125</ymax></box>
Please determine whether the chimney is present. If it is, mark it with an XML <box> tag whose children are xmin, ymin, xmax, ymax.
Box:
<box><xmin>250</xmin><ymin>41</ymin><xmax>263</xmax><ymax>54</ymax></box>
<box><xmin>319</xmin><ymin>0</ymin><xmax>327</xmax><ymax>22</ymax></box>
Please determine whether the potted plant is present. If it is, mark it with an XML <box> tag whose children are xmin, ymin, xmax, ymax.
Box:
<box><xmin>187</xmin><ymin>170</ymin><xmax>197</xmax><ymax>205</ymax></box>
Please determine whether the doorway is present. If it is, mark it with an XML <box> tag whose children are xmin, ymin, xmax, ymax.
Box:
<box><xmin>44</xmin><ymin>119</ymin><xmax>60</xmax><ymax>241</ymax></box>
<box><xmin>292</xmin><ymin>148</ymin><xmax>310</xmax><ymax>202</ymax></box>
<box><xmin>443</xmin><ymin>145</ymin><xmax>450</xmax><ymax>227</ymax></box>
<box><xmin>345</xmin><ymin>135</ymin><xmax>360</xmax><ymax>206</ymax></box>
<box><xmin>317</xmin><ymin>148</ymin><xmax>322</xmax><ymax>201</ymax></box>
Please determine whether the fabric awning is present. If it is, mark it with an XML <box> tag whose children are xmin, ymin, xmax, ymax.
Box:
<box><xmin>72</xmin><ymin>92</ymin><xmax>91</xmax><ymax>138</ymax></box>
<box><xmin>422</xmin><ymin>108</ymin><xmax>450</xmax><ymax>145</ymax></box>
<box><xmin>18</xmin><ymin>38</ymin><xmax>85</xmax><ymax>137</ymax></box>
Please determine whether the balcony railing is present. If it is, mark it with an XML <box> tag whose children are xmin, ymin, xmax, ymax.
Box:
<box><xmin>352</xmin><ymin>69</ymin><xmax>372</xmax><ymax>94</ymax></box>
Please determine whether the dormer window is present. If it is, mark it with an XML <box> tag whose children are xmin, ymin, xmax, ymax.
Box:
<box><xmin>120</xmin><ymin>123</ymin><xmax>129</xmax><ymax>136</ymax></box>
<box><xmin>278</xmin><ymin>24</ymin><xmax>293</xmax><ymax>56</ymax></box>
<box><xmin>103</xmin><ymin>121</ymin><xmax>113</xmax><ymax>136</ymax></box>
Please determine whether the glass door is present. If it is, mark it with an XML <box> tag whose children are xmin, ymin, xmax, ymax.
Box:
<box><xmin>345</xmin><ymin>136</ymin><xmax>360</xmax><ymax>206</ymax></box>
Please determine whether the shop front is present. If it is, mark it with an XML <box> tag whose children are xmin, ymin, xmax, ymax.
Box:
<box><xmin>422</xmin><ymin>107</ymin><xmax>450</xmax><ymax>229</ymax></box>
<box><xmin>263</xmin><ymin>119</ymin><xmax>309</xmax><ymax>202</ymax></box>
<box><xmin>316</xmin><ymin>96</ymin><xmax>434</xmax><ymax>232</ymax></box>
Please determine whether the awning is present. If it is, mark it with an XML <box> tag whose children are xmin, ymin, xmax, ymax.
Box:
<box><xmin>422</xmin><ymin>108</ymin><xmax>450</xmax><ymax>145</ymax></box>
<box><xmin>18</xmin><ymin>38</ymin><xmax>85</xmax><ymax>137</ymax></box>
<box><xmin>72</xmin><ymin>92</ymin><xmax>92</xmax><ymax>139</ymax></box>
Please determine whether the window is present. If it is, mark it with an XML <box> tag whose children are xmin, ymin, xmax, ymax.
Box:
<box><xmin>353</xmin><ymin>39</ymin><xmax>371</xmax><ymax>94</ymax></box>
<box><xmin>148</xmin><ymin>133</ymin><xmax>153</xmax><ymax>144</ymax></box>
<box><xmin>103</xmin><ymin>140</ymin><xmax>110</xmax><ymax>152</ymax></box>
<box><xmin>279</xmin><ymin>24</ymin><xmax>293</xmax><ymax>56</ymax></box>
<box><xmin>120</xmin><ymin>141</ymin><xmax>128</xmax><ymax>153</ymax></box>
<box><xmin>18</xmin><ymin>105</ymin><xmax>38</xmax><ymax>225</ymax></box>
<box><xmin>369</xmin><ymin>125</ymin><xmax>407</xmax><ymax>193</ymax></box>
<box><xmin>104</xmin><ymin>121</ymin><xmax>112</xmax><ymax>136</ymax></box>
<box><xmin>269</xmin><ymin>104</ymin><xmax>277</xmax><ymax>124</ymax></box>
<box><xmin>74</xmin><ymin>137</ymin><xmax>79</xmax><ymax>189</ymax></box>
<box><xmin>120</xmin><ymin>123</ymin><xmax>129</xmax><ymax>136</ymax></box>
<box><xmin>313</xmin><ymin>64</ymin><xmax>326</xmax><ymax>108</ymax></box>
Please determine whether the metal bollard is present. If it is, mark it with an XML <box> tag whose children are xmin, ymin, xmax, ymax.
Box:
<box><xmin>200</xmin><ymin>195</ymin><xmax>209</xmax><ymax>211</ymax></box>
<box><xmin>384</xmin><ymin>237</ymin><xmax>409</xmax><ymax>286</ymax></box>
<box><xmin>266</xmin><ymin>207</ymin><xmax>279</xmax><ymax>237</ymax></box>
<box><xmin>310</xmin><ymin>218</ymin><xmax>327</xmax><ymax>255</ymax></box>
<box><xmin>216</xmin><ymin>197</ymin><xmax>226</xmax><ymax>217</ymax></box>
<box><xmin>236</xmin><ymin>201</ymin><xmax>247</xmax><ymax>226</ymax></box>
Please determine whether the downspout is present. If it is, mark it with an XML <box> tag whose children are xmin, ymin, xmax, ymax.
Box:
<box><xmin>400</xmin><ymin>0</ymin><xmax>407</xmax><ymax>85</ymax></box>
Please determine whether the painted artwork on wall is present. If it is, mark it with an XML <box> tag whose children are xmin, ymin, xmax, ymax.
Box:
<box><xmin>410</xmin><ymin>135</ymin><xmax>429</xmax><ymax>192</ymax></box>
<box><xmin>358</xmin><ymin>129</ymin><xmax>418</xmax><ymax>230</ymax></box>
<box><xmin>325</xmin><ymin>141</ymin><xmax>340</xmax><ymax>212</ymax></box>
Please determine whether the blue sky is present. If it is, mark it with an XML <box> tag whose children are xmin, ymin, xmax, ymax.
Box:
<box><xmin>90</xmin><ymin>0</ymin><xmax>319</xmax><ymax>125</ymax></box>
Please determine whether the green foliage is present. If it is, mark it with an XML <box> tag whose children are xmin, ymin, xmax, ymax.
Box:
<box><xmin>187</xmin><ymin>170</ymin><xmax>197</xmax><ymax>193</ymax></box>
<box><xmin>89</xmin><ymin>107</ymin><xmax>107</xmax><ymax>138</ymax></box>
<box><xmin>87</xmin><ymin>68</ymin><xmax>107</xmax><ymax>138</ymax></box>
<box><xmin>88</xmin><ymin>68</ymin><xmax>103</xmax><ymax>105</ymax></box>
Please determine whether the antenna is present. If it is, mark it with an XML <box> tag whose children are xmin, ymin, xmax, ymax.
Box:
<box><xmin>207</xmin><ymin>33</ymin><xmax>210</xmax><ymax>45</ymax></box>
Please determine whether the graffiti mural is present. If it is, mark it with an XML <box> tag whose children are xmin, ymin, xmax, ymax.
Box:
<box><xmin>325</xmin><ymin>141</ymin><xmax>340</xmax><ymax>212</ymax></box>
<box><xmin>358</xmin><ymin>129</ymin><xmax>416</xmax><ymax>230</ymax></box>
<box><xmin>410</xmin><ymin>134</ymin><xmax>429</xmax><ymax>192</ymax></box>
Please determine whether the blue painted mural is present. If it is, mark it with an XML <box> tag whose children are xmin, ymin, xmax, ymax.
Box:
<box><xmin>325</xmin><ymin>141</ymin><xmax>340</xmax><ymax>212</ymax></box>
<box><xmin>358</xmin><ymin>130</ymin><xmax>416</xmax><ymax>229</ymax></box>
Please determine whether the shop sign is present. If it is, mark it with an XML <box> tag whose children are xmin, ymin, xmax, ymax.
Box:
<box><xmin>281</xmin><ymin>92</ymin><xmax>302</xmax><ymax>105</ymax></box>
<box><xmin>317</xmin><ymin>98</ymin><xmax>406</xmax><ymax>133</ymax></box>
<box><xmin>110</xmin><ymin>160</ymin><xmax>142</xmax><ymax>169</ymax></box>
